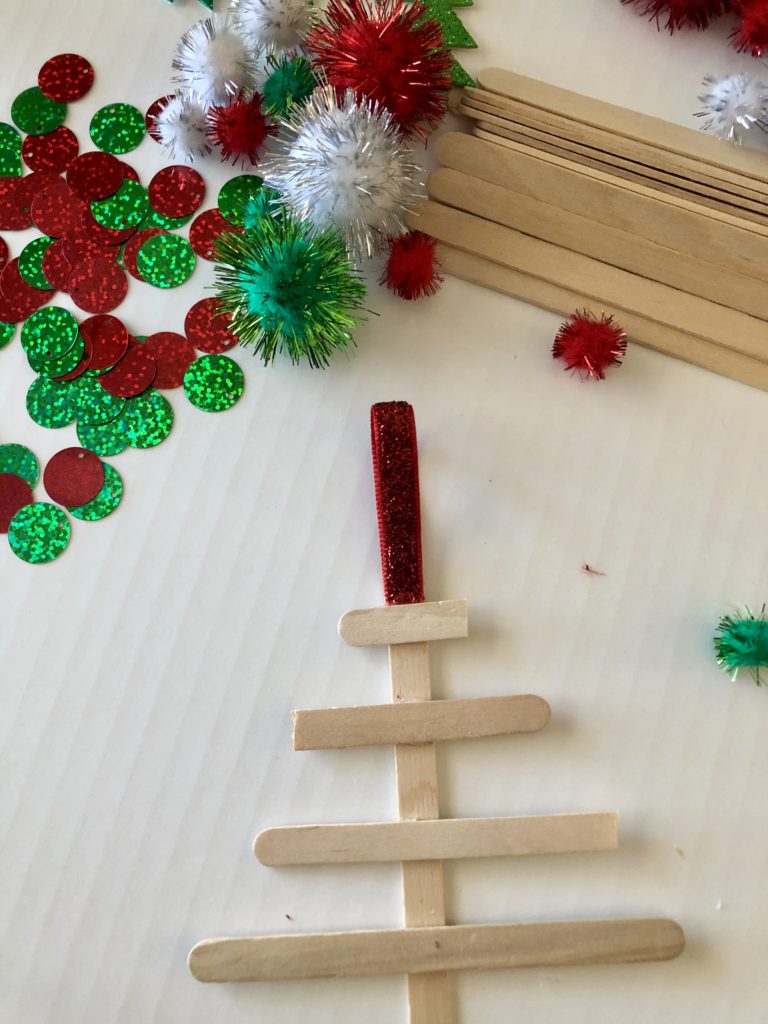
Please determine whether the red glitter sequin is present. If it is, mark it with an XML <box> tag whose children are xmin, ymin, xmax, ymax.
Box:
<box><xmin>67</xmin><ymin>151</ymin><xmax>124</xmax><ymax>201</ymax></box>
<box><xmin>119</xmin><ymin>162</ymin><xmax>140</xmax><ymax>184</ymax></box>
<box><xmin>143</xmin><ymin>331</ymin><xmax>196</xmax><ymax>388</ymax></box>
<box><xmin>99</xmin><ymin>337</ymin><xmax>157</xmax><ymax>397</ymax></box>
<box><xmin>62</xmin><ymin>225</ymin><xmax>119</xmax><ymax>265</ymax></box>
<box><xmin>0</xmin><ymin>473</ymin><xmax>34</xmax><ymax>533</ymax></box>
<box><xmin>188</xmin><ymin>208</ymin><xmax>240</xmax><ymax>261</ymax></box>
<box><xmin>184</xmin><ymin>297</ymin><xmax>239</xmax><ymax>353</ymax></box>
<box><xmin>370</xmin><ymin>401</ymin><xmax>425</xmax><ymax>606</ymax></box>
<box><xmin>54</xmin><ymin>329</ymin><xmax>92</xmax><ymax>381</ymax></box>
<box><xmin>0</xmin><ymin>258</ymin><xmax>51</xmax><ymax>321</ymax></box>
<box><xmin>16</xmin><ymin>170</ymin><xmax>63</xmax><ymax>214</ymax></box>
<box><xmin>148</xmin><ymin>165</ymin><xmax>205</xmax><ymax>218</ymax></box>
<box><xmin>122</xmin><ymin>227</ymin><xmax>164</xmax><ymax>281</ymax></box>
<box><xmin>38</xmin><ymin>54</ymin><xmax>95</xmax><ymax>103</ymax></box>
<box><xmin>31</xmin><ymin>179</ymin><xmax>86</xmax><ymax>237</ymax></box>
<box><xmin>43</xmin><ymin>447</ymin><xmax>104</xmax><ymax>507</ymax></box>
<box><xmin>146</xmin><ymin>95</ymin><xmax>174</xmax><ymax>143</ymax></box>
<box><xmin>0</xmin><ymin>178</ymin><xmax>33</xmax><ymax>230</ymax></box>
<box><xmin>0</xmin><ymin>236</ymin><xmax>8</xmax><ymax>271</ymax></box>
<box><xmin>22</xmin><ymin>126</ymin><xmax>79</xmax><ymax>173</ymax></box>
<box><xmin>80</xmin><ymin>313</ymin><xmax>128</xmax><ymax>371</ymax></box>
<box><xmin>68</xmin><ymin>256</ymin><xmax>127</xmax><ymax>313</ymax></box>
<box><xmin>80</xmin><ymin>208</ymin><xmax>137</xmax><ymax>246</ymax></box>
<box><xmin>41</xmin><ymin>238</ymin><xmax>70</xmax><ymax>291</ymax></box>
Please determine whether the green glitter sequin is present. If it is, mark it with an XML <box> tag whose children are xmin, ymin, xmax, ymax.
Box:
<box><xmin>21</xmin><ymin>307</ymin><xmax>79</xmax><ymax>364</ymax></box>
<box><xmin>0</xmin><ymin>321</ymin><xmax>15</xmax><ymax>349</ymax></box>
<box><xmin>73</xmin><ymin>375</ymin><xmax>126</xmax><ymax>426</ymax></box>
<box><xmin>90</xmin><ymin>179</ymin><xmax>148</xmax><ymax>230</ymax></box>
<box><xmin>184</xmin><ymin>355</ymin><xmax>244</xmax><ymax>412</ymax></box>
<box><xmin>26</xmin><ymin>376</ymin><xmax>77</xmax><ymax>429</ymax></box>
<box><xmin>33</xmin><ymin>333</ymin><xmax>85</xmax><ymax>379</ymax></box>
<box><xmin>124</xmin><ymin>389</ymin><xmax>174</xmax><ymax>448</ymax></box>
<box><xmin>11</xmin><ymin>87</ymin><xmax>67</xmax><ymax>135</ymax></box>
<box><xmin>18</xmin><ymin>237</ymin><xmax>55</xmax><ymax>290</ymax></box>
<box><xmin>218</xmin><ymin>175</ymin><xmax>263</xmax><ymax>227</ymax></box>
<box><xmin>69</xmin><ymin>463</ymin><xmax>123</xmax><ymax>521</ymax></box>
<box><xmin>8</xmin><ymin>502</ymin><xmax>71</xmax><ymax>564</ymax></box>
<box><xmin>90</xmin><ymin>102</ymin><xmax>146</xmax><ymax>154</ymax></box>
<box><xmin>0</xmin><ymin>122</ymin><xmax>23</xmax><ymax>176</ymax></box>
<box><xmin>0</xmin><ymin>443</ymin><xmax>39</xmax><ymax>487</ymax></box>
<box><xmin>135</xmin><ymin>234</ymin><xmax>196</xmax><ymax>288</ymax></box>
<box><xmin>76</xmin><ymin>417</ymin><xmax>128</xmax><ymax>457</ymax></box>
<box><xmin>141</xmin><ymin>206</ymin><xmax>193</xmax><ymax>231</ymax></box>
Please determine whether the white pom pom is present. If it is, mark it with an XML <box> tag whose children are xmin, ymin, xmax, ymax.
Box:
<box><xmin>697</xmin><ymin>72</ymin><xmax>768</xmax><ymax>143</ymax></box>
<box><xmin>263</xmin><ymin>87</ymin><xmax>422</xmax><ymax>259</ymax></box>
<box><xmin>173</xmin><ymin>13</ymin><xmax>256</xmax><ymax>109</ymax></box>
<box><xmin>154</xmin><ymin>91</ymin><xmax>211</xmax><ymax>163</ymax></box>
<box><xmin>232</xmin><ymin>0</ymin><xmax>317</xmax><ymax>53</ymax></box>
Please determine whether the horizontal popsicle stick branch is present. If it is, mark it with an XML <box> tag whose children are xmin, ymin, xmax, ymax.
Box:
<box><xmin>338</xmin><ymin>599</ymin><xmax>468</xmax><ymax>647</ymax></box>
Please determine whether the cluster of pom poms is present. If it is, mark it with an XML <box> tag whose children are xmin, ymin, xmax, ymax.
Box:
<box><xmin>621</xmin><ymin>0</ymin><xmax>768</xmax><ymax>55</ymax></box>
<box><xmin>714</xmin><ymin>607</ymin><xmax>768</xmax><ymax>684</ymax></box>
<box><xmin>552</xmin><ymin>310</ymin><xmax>628</xmax><ymax>381</ymax></box>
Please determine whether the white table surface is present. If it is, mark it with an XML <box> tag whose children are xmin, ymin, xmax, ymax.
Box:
<box><xmin>2</xmin><ymin>1</ymin><xmax>768</xmax><ymax>1021</ymax></box>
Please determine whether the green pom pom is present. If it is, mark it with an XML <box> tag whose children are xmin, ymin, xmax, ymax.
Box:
<box><xmin>714</xmin><ymin>606</ymin><xmax>768</xmax><ymax>685</ymax></box>
<box><xmin>242</xmin><ymin>188</ymin><xmax>282</xmax><ymax>231</ymax></box>
<box><xmin>214</xmin><ymin>210</ymin><xmax>367</xmax><ymax>368</ymax></box>
<box><xmin>263</xmin><ymin>55</ymin><xmax>317</xmax><ymax>117</ymax></box>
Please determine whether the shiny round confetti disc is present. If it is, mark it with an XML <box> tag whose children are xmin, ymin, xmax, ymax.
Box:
<box><xmin>76</xmin><ymin>414</ymin><xmax>128</xmax><ymax>457</ymax></box>
<box><xmin>184</xmin><ymin>297</ymin><xmax>239</xmax><ymax>353</ymax></box>
<box><xmin>124</xmin><ymin>389</ymin><xmax>174</xmax><ymax>448</ymax></box>
<box><xmin>73</xmin><ymin>374</ymin><xmax>126</xmax><ymax>426</ymax></box>
<box><xmin>33</xmin><ymin>332</ymin><xmax>85</xmax><ymax>379</ymax></box>
<box><xmin>218</xmin><ymin>174</ymin><xmax>263</xmax><ymax>226</ymax></box>
<box><xmin>140</xmin><ymin>205</ymin><xmax>193</xmax><ymax>231</ymax></box>
<box><xmin>90</xmin><ymin>178</ymin><xmax>147</xmax><ymax>231</ymax></box>
<box><xmin>135</xmin><ymin>233</ymin><xmax>195</xmax><ymax>288</ymax></box>
<box><xmin>80</xmin><ymin>207</ymin><xmax>137</xmax><ymax>246</ymax></box>
<box><xmin>0</xmin><ymin>473</ymin><xmax>34</xmax><ymax>533</ymax></box>
<box><xmin>0</xmin><ymin>236</ymin><xmax>8</xmax><ymax>270</ymax></box>
<box><xmin>22</xmin><ymin>125</ymin><xmax>79</xmax><ymax>173</ymax></box>
<box><xmin>11</xmin><ymin>87</ymin><xmax>67</xmax><ymax>136</ymax></box>
<box><xmin>0</xmin><ymin>321</ymin><xmax>15</xmax><ymax>349</ymax></box>
<box><xmin>144</xmin><ymin>331</ymin><xmax>195</xmax><ymax>388</ymax></box>
<box><xmin>0</xmin><ymin>177</ymin><xmax>33</xmax><ymax>231</ymax></box>
<box><xmin>189</xmin><ymin>208</ymin><xmax>239</xmax><ymax>261</ymax></box>
<box><xmin>26</xmin><ymin>376</ymin><xmax>76</xmax><ymax>428</ymax></box>
<box><xmin>16</xmin><ymin>169</ymin><xmax>63</xmax><ymax>212</ymax></box>
<box><xmin>0</xmin><ymin>259</ymin><xmax>47</xmax><ymax>322</ymax></box>
<box><xmin>122</xmin><ymin>228</ymin><xmax>164</xmax><ymax>281</ymax></box>
<box><xmin>41</xmin><ymin>239</ymin><xmax>71</xmax><ymax>291</ymax></box>
<box><xmin>69</xmin><ymin>462</ymin><xmax>122</xmax><ymax>521</ymax></box>
<box><xmin>184</xmin><ymin>354</ymin><xmax>244</xmax><ymax>412</ymax></box>
<box><xmin>63</xmin><ymin>224</ymin><xmax>119</xmax><ymax>265</ymax></box>
<box><xmin>67</xmin><ymin>151</ymin><xmax>124</xmax><ymax>201</ymax></box>
<box><xmin>31</xmin><ymin>179</ymin><xmax>86</xmax><ymax>237</ymax></box>
<box><xmin>90</xmin><ymin>103</ymin><xmax>146</xmax><ymax>155</ymax></box>
<box><xmin>0</xmin><ymin>121</ymin><xmax>23</xmax><ymax>177</ymax></box>
<box><xmin>8</xmin><ymin>502</ymin><xmax>70</xmax><ymax>563</ymax></box>
<box><xmin>0</xmin><ymin>444</ymin><xmax>39</xmax><ymax>487</ymax></box>
<box><xmin>145</xmin><ymin>95</ymin><xmax>173</xmax><ymax>142</ymax></box>
<box><xmin>39</xmin><ymin>54</ymin><xmax>94</xmax><ymax>103</ymax></box>
<box><xmin>68</xmin><ymin>256</ymin><xmax>127</xmax><ymax>314</ymax></box>
<box><xmin>22</xmin><ymin>306</ymin><xmax>79</xmax><ymax>363</ymax></box>
<box><xmin>18</xmin><ymin>236</ymin><xmax>54</xmax><ymax>290</ymax></box>
<box><xmin>99</xmin><ymin>338</ymin><xmax>157</xmax><ymax>397</ymax></box>
<box><xmin>79</xmin><ymin>314</ymin><xmax>128</xmax><ymax>371</ymax></box>
<box><xmin>54</xmin><ymin>329</ymin><xmax>92</xmax><ymax>381</ymax></box>
<box><xmin>44</xmin><ymin>446</ymin><xmax>104</xmax><ymax>506</ymax></box>
<box><xmin>148</xmin><ymin>165</ymin><xmax>205</xmax><ymax>218</ymax></box>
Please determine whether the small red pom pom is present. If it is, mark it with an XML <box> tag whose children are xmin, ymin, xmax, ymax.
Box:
<box><xmin>306</xmin><ymin>0</ymin><xmax>452</xmax><ymax>137</ymax></box>
<box><xmin>731</xmin><ymin>0</ymin><xmax>768</xmax><ymax>54</ymax></box>
<box><xmin>552</xmin><ymin>310</ymin><xmax>627</xmax><ymax>380</ymax></box>
<box><xmin>621</xmin><ymin>0</ymin><xmax>728</xmax><ymax>31</ymax></box>
<box><xmin>382</xmin><ymin>231</ymin><xmax>443</xmax><ymax>300</ymax></box>
<box><xmin>206</xmin><ymin>92</ymin><xmax>276</xmax><ymax>167</ymax></box>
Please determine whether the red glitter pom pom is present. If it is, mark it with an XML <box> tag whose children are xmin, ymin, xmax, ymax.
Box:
<box><xmin>552</xmin><ymin>310</ymin><xmax>628</xmax><ymax>381</ymax></box>
<box><xmin>206</xmin><ymin>92</ymin><xmax>276</xmax><ymax>167</ymax></box>
<box><xmin>382</xmin><ymin>231</ymin><xmax>443</xmax><ymax>300</ymax></box>
<box><xmin>620</xmin><ymin>0</ymin><xmax>728</xmax><ymax>31</ymax></box>
<box><xmin>731</xmin><ymin>0</ymin><xmax>768</xmax><ymax>54</ymax></box>
<box><xmin>306</xmin><ymin>0</ymin><xmax>452</xmax><ymax>137</ymax></box>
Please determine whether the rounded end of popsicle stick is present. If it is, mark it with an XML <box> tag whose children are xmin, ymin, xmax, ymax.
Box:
<box><xmin>664</xmin><ymin>920</ymin><xmax>686</xmax><ymax>960</ymax></box>
<box><xmin>188</xmin><ymin>941</ymin><xmax>211</xmax><ymax>981</ymax></box>
<box><xmin>253</xmin><ymin>828</ymin><xmax>276</xmax><ymax>864</ymax></box>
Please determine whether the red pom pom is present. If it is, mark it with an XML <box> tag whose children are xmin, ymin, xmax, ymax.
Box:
<box><xmin>206</xmin><ymin>92</ymin><xmax>276</xmax><ymax>167</ymax></box>
<box><xmin>306</xmin><ymin>0</ymin><xmax>452</xmax><ymax>137</ymax></box>
<box><xmin>382</xmin><ymin>231</ymin><xmax>443</xmax><ymax>300</ymax></box>
<box><xmin>621</xmin><ymin>0</ymin><xmax>728</xmax><ymax>31</ymax></box>
<box><xmin>731</xmin><ymin>0</ymin><xmax>768</xmax><ymax>54</ymax></box>
<box><xmin>552</xmin><ymin>310</ymin><xmax>627</xmax><ymax>380</ymax></box>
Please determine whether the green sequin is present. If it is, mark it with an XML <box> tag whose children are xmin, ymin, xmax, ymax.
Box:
<box><xmin>26</xmin><ymin>376</ymin><xmax>77</xmax><ymax>429</ymax></box>
<box><xmin>184</xmin><ymin>355</ymin><xmax>244</xmax><ymax>412</ymax></box>
<box><xmin>76</xmin><ymin>417</ymin><xmax>128</xmax><ymax>457</ymax></box>
<box><xmin>0</xmin><ymin>122</ymin><xmax>23</xmax><ymax>177</ymax></box>
<box><xmin>90</xmin><ymin>102</ymin><xmax>146</xmax><ymax>154</ymax></box>
<box><xmin>73</xmin><ymin>375</ymin><xmax>126</xmax><ymax>426</ymax></box>
<box><xmin>18</xmin><ymin>237</ymin><xmax>55</xmax><ymax>290</ymax></box>
<box><xmin>69</xmin><ymin>463</ymin><xmax>123</xmax><ymax>521</ymax></box>
<box><xmin>21</xmin><ymin>306</ymin><xmax>79</xmax><ymax>364</ymax></box>
<box><xmin>0</xmin><ymin>321</ymin><xmax>15</xmax><ymax>349</ymax></box>
<box><xmin>135</xmin><ymin>234</ymin><xmax>196</xmax><ymax>288</ymax></box>
<box><xmin>218</xmin><ymin>175</ymin><xmax>263</xmax><ymax>227</ymax></box>
<box><xmin>33</xmin><ymin>333</ymin><xmax>85</xmax><ymax>378</ymax></box>
<box><xmin>124</xmin><ymin>389</ymin><xmax>174</xmax><ymax>448</ymax></box>
<box><xmin>90</xmin><ymin>178</ymin><xmax>148</xmax><ymax>230</ymax></box>
<box><xmin>0</xmin><ymin>443</ymin><xmax>39</xmax><ymax>487</ymax></box>
<box><xmin>141</xmin><ymin>206</ymin><xmax>193</xmax><ymax>231</ymax></box>
<box><xmin>11</xmin><ymin>87</ymin><xmax>67</xmax><ymax>135</ymax></box>
<box><xmin>8</xmin><ymin>502</ymin><xmax>71</xmax><ymax>564</ymax></box>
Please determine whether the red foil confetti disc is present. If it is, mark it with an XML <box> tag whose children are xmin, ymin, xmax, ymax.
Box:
<box><xmin>184</xmin><ymin>297</ymin><xmax>239</xmax><ymax>353</ymax></box>
<box><xmin>119</xmin><ymin>162</ymin><xmax>140</xmax><ymax>184</ymax></box>
<box><xmin>62</xmin><ymin>224</ymin><xmax>119</xmax><ymax>265</ymax></box>
<box><xmin>188</xmin><ymin>208</ymin><xmax>239</xmax><ymax>261</ymax></box>
<box><xmin>43</xmin><ymin>446</ymin><xmax>104</xmax><ymax>506</ymax></box>
<box><xmin>143</xmin><ymin>331</ymin><xmax>196</xmax><ymax>388</ymax></box>
<box><xmin>22</xmin><ymin>125</ymin><xmax>79</xmax><ymax>173</ymax></box>
<box><xmin>54</xmin><ymin>329</ymin><xmax>92</xmax><ymax>381</ymax></box>
<box><xmin>15</xmin><ymin>169</ymin><xmax>63</xmax><ymax>214</ymax></box>
<box><xmin>0</xmin><ymin>178</ymin><xmax>33</xmax><ymax>230</ymax></box>
<box><xmin>40</xmin><ymin>238</ymin><xmax>70</xmax><ymax>291</ymax></box>
<box><xmin>0</xmin><ymin>473</ymin><xmax>34</xmax><ymax>533</ymax></box>
<box><xmin>38</xmin><ymin>54</ymin><xmax>95</xmax><ymax>103</ymax></box>
<box><xmin>122</xmin><ymin>227</ymin><xmax>164</xmax><ymax>281</ymax></box>
<box><xmin>68</xmin><ymin>255</ymin><xmax>127</xmax><ymax>313</ymax></box>
<box><xmin>80</xmin><ymin>207</ymin><xmax>137</xmax><ymax>246</ymax></box>
<box><xmin>99</xmin><ymin>337</ymin><xmax>157</xmax><ymax>397</ymax></box>
<box><xmin>0</xmin><ymin>236</ymin><xmax>8</xmax><ymax>271</ymax></box>
<box><xmin>148</xmin><ymin>165</ymin><xmax>205</xmax><ymax>218</ymax></box>
<box><xmin>0</xmin><ymin>258</ymin><xmax>50</xmax><ymax>322</ymax></box>
<box><xmin>80</xmin><ymin>314</ymin><xmax>128</xmax><ymax>371</ymax></box>
<box><xmin>146</xmin><ymin>95</ymin><xmax>173</xmax><ymax>143</ymax></box>
<box><xmin>67</xmin><ymin>151</ymin><xmax>124</xmax><ymax>200</ymax></box>
<box><xmin>31</xmin><ymin>179</ymin><xmax>86</xmax><ymax>237</ymax></box>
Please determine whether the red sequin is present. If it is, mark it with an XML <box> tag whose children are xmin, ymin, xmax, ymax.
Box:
<box><xmin>122</xmin><ymin>227</ymin><xmax>164</xmax><ymax>281</ymax></box>
<box><xmin>143</xmin><ymin>331</ymin><xmax>196</xmax><ymax>388</ymax></box>
<box><xmin>146</xmin><ymin>95</ymin><xmax>174</xmax><ymax>143</ymax></box>
<box><xmin>99</xmin><ymin>337</ymin><xmax>157</xmax><ymax>397</ymax></box>
<box><xmin>0</xmin><ymin>236</ymin><xmax>8</xmax><ymax>271</ymax></box>
<box><xmin>68</xmin><ymin>256</ymin><xmax>128</xmax><ymax>313</ymax></box>
<box><xmin>148</xmin><ymin>165</ymin><xmax>205</xmax><ymax>218</ymax></box>
<box><xmin>53</xmin><ymin>329</ymin><xmax>92</xmax><ymax>381</ymax></box>
<box><xmin>80</xmin><ymin>314</ymin><xmax>128</xmax><ymax>371</ymax></box>
<box><xmin>188</xmin><ymin>208</ymin><xmax>240</xmax><ymax>261</ymax></box>
<box><xmin>43</xmin><ymin>447</ymin><xmax>104</xmax><ymax>507</ymax></box>
<box><xmin>22</xmin><ymin>126</ymin><xmax>79</xmax><ymax>173</ymax></box>
<box><xmin>31</xmin><ymin>179</ymin><xmax>86</xmax><ymax>237</ymax></box>
<box><xmin>0</xmin><ymin>258</ymin><xmax>51</xmax><ymax>321</ymax></box>
<box><xmin>62</xmin><ymin>225</ymin><xmax>119</xmax><ymax>265</ymax></box>
<box><xmin>38</xmin><ymin>54</ymin><xmax>95</xmax><ymax>103</ymax></box>
<box><xmin>80</xmin><ymin>208</ymin><xmax>137</xmax><ymax>246</ymax></box>
<box><xmin>41</xmin><ymin>239</ymin><xmax>71</xmax><ymax>291</ymax></box>
<box><xmin>184</xmin><ymin>297</ymin><xmax>239</xmax><ymax>353</ymax></box>
<box><xmin>0</xmin><ymin>178</ymin><xmax>33</xmax><ymax>230</ymax></box>
<box><xmin>16</xmin><ymin>170</ymin><xmax>63</xmax><ymax>214</ymax></box>
<box><xmin>119</xmin><ymin>162</ymin><xmax>140</xmax><ymax>184</ymax></box>
<box><xmin>0</xmin><ymin>473</ymin><xmax>34</xmax><ymax>533</ymax></box>
<box><xmin>67</xmin><ymin>151</ymin><xmax>124</xmax><ymax>200</ymax></box>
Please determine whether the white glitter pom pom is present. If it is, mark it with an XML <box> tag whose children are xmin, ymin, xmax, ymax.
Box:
<box><xmin>232</xmin><ymin>0</ymin><xmax>317</xmax><ymax>54</ymax></box>
<box><xmin>173</xmin><ymin>13</ymin><xmax>257</xmax><ymax>109</ymax></box>
<box><xmin>263</xmin><ymin>87</ymin><xmax>423</xmax><ymax>259</ymax></box>
<box><xmin>153</xmin><ymin>91</ymin><xmax>211</xmax><ymax>163</ymax></box>
<box><xmin>697</xmin><ymin>72</ymin><xmax>768</xmax><ymax>143</ymax></box>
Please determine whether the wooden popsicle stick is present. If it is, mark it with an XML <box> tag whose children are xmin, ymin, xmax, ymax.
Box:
<box><xmin>292</xmin><ymin>694</ymin><xmax>551</xmax><ymax>750</ymax></box>
<box><xmin>254</xmin><ymin>813</ymin><xmax>619</xmax><ymax>866</ymax></box>
<box><xmin>188</xmin><ymin>918</ymin><xmax>686</xmax><ymax>982</ymax></box>
<box><xmin>338</xmin><ymin>599</ymin><xmax>468</xmax><ymax>647</ymax></box>
<box><xmin>435</xmin><ymin>245</ymin><xmax>768</xmax><ymax>392</ymax></box>
<box><xmin>427</xmin><ymin>167</ymin><xmax>768</xmax><ymax>323</ymax></box>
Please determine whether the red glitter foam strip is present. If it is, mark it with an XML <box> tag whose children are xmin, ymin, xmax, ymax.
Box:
<box><xmin>370</xmin><ymin>401</ymin><xmax>425</xmax><ymax>607</ymax></box>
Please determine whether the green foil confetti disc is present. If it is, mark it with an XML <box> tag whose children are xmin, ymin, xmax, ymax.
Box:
<box><xmin>218</xmin><ymin>175</ymin><xmax>263</xmax><ymax>226</ymax></box>
<box><xmin>11</xmin><ymin>87</ymin><xmax>67</xmax><ymax>135</ymax></box>
<box><xmin>0</xmin><ymin>322</ymin><xmax>15</xmax><ymax>349</ymax></box>
<box><xmin>8</xmin><ymin>502</ymin><xmax>70</xmax><ymax>563</ymax></box>
<box><xmin>21</xmin><ymin>306</ymin><xmax>79</xmax><ymax>364</ymax></box>
<box><xmin>183</xmin><ymin>355</ymin><xmax>244</xmax><ymax>412</ymax></box>
<box><xmin>76</xmin><ymin>416</ymin><xmax>128</xmax><ymax>457</ymax></box>
<box><xmin>18</xmin><ymin>237</ymin><xmax>55</xmax><ymax>290</ymax></box>
<box><xmin>90</xmin><ymin>178</ymin><xmax>148</xmax><ymax>230</ymax></box>
<box><xmin>141</xmin><ymin>206</ymin><xmax>193</xmax><ymax>231</ymax></box>
<box><xmin>33</xmin><ymin>332</ymin><xmax>85</xmax><ymax>378</ymax></box>
<box><xmin>123</xmin><ymin>389</ymin><xmax>174</xmax><ymax>448</ymax></box>
<box><xmin>0</xmin><ymin>443</ymin><xmax>39</xmax><ymax>487</ymax></box>
<box><xmin>26</xmin><ymin>376</ymin><xmax>77</xmax><ymax>428</ymax></box>
<box><xmin>90</xmin><ymin>102</ymin><xmax>146</xmax><ymax>154</ymax></box>
<box><xmin>73</xmin><ymin>375</ymin><xmax>126</xmax><ymax>426</ymax></box>
<box><xmin>69</xmin><ymin>462</ymin><xmax>123</xmax><ymax>521</ymax></box>
<box><xmin>135</xmin><ymin>234</ymin><xmax>195</xmax><ymax>288</ymax></box>
<box><xmin>0</xmin><ymin>122</ymin><xmax>23</xmax><ymax>176</ymax></box>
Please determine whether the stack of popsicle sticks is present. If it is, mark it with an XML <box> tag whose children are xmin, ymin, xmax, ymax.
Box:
<box><xmin>411</xmin><ymin>68</ymin><xmax>768</xmax><ymax>391</ymax></box>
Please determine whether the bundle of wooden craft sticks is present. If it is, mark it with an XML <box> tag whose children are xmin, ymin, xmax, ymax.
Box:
<box><xmin>407</xmin><ymin>67</ymin><xmax>768</xmax><ymax>391</ymax></box>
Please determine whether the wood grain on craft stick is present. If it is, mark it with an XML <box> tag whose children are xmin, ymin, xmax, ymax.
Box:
<box><xmin>338</xmin><ymin>599</ymin><xmax>468</xmax><ymax>647</ymax></box>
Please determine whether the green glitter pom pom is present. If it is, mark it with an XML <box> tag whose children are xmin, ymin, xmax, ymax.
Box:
<box><xmin>263</xmin><ymin>55</ymin><xmax>317</xmax><ymax>116</ymax></box>
<box><xmin>714</xmin><ymin>606</ymin><xmax>768</xmax><ymax>685</ymax></box>
<box><xmin>214</xmin><ymin>210</ymin><xmax>367</xmax><ymax>367</ymax></box>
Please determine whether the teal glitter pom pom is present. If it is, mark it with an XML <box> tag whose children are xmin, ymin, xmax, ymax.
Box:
<box><xmin>714</xmin><ymin>606</ymin><xmax>768</xmax><ymax>685</ymax></box>
<box><xmin>262</xmin><ymin>54</ymin><xmax>317</xmax><ymax>116</ymax></box>
<box><xmin>214</xmin><ymin>209</ymin><xmax>366</xmax><ymax>368</ymax></box>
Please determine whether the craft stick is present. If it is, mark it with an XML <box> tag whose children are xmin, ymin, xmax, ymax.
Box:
<box><xmin>188</xmin><ymin>918</ymin><xmax>686</xmax><ymax>982</ymax></box>
<box><xmin>427</xmin><ymin>167</ymin><xmax>768</xmax><ymax>323</ymax></box>
<box><xmin>338</xmin><ymin>599</ymin><xmax>468</xmax><ymax>647</ymax></box>
<box><xmin>435</xmin><ymin>245</ymin><xmax>768</xmax><ymax>392</ymax></box>
<box><xmin>292</xmin><ymin>694</ymin><xmax>551</xmax><ymax>750</ymax></box>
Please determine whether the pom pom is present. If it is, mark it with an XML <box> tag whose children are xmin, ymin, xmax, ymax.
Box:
<box><xmin>714</xmin><ymin>606</ymin><xmax>768</xmax><ymax>684</ymax></box>
<box><xmin>697</xmin><ymin>72</ymin><xmax>768</xmax><ymax>142</ymax></box>
<box><xmin>232</xmin><ymin>0</ymin><xmax>318</xmax><ymax>53</ymax></box>
<box><xmin>173</xmin><ymin>13</ymin><xmax>256</xmax><ymax>108</ymax></box>
<box><xmin>731</xmin><ymin>0</ymin><xmax>768</xmax><ymax>55</ymax></box>
<box><xmin>262</xmin><ymin>53</ymin><xmax>317</xmax><ymax>116</ymax></box>
<box><xmin>153</xmin><ymin>90</ymin><xmax>212</xmax><ymax>162</ymax></box>
<box><xmin>306</xmin><ymin>0</ymin><xmax>452</xmax><ymax>137</ymax></box>
<box><xmin>620</xmin><ymin>0</ymin><xmax>728</xmax><ymax>32</ymax></box>
<box><xmin>382</xmin><ymin>231</ymin><xmax>443</xmax><ymax>300</ymax></box>
<box><xmin>243</xmin><ymin>187</ymin><xmax>283</xmax><ymax>229</ymax></box>
<box><xmin>552</xmin><ymin>310</ymin><xmax>627</xmax><ymax>380</ymax></box>
<box><xmin>263</xmin><ymin>86</ymin><xmax>422</xmax><ymax>260</ymax></box>
<box><xmin>206</xmin><ymin>91</ymin><xmax>277</xmax><ymax>165</ymax></box>
<box><xmin>214</xmin><ymin>208</ymin><xmax>367</xmax><ymax>366</ymax></box>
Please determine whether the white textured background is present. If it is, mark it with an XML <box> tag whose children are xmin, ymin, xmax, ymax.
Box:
<box><xmin>2</xmin><ymin>1</ymin><xmax>768</xmax><ymax>1022</ymax></box>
